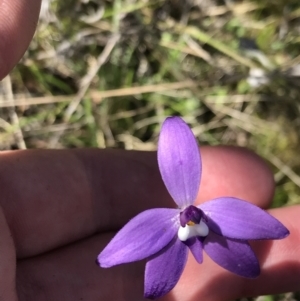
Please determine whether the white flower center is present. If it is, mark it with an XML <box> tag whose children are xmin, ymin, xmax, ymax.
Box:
<box><xmin>177</xmin><ymin>220</ymin><xmax>209</xmax><ymax>241</ymax></box>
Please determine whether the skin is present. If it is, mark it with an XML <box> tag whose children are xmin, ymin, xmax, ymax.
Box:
<box><xmin>0</xmin><ymin>0</ymin><xmax>41</xmax><ymax>80</ymax></box>
<box><xmin>0</xmin><ymin>1</ymin><xmax>300</xmax><ymax>300</ymax></box>
<box><xmin>0</xmin><ymin>147</ymin><xmax>298</xmax><ymax>301</ymax></box>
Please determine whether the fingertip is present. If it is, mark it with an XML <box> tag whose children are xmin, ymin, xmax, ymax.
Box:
<box><xmin>198</xmin><ymin>146</ymin><xmax>274</xmax><ymax>208</ymax></box>
<box><xmin>239</xmin><ymin>205</ymin><xmax>300</xmax><ymax>297</ymax></box>
<box><xmin>0</xmin><ymin>0</ymin><xmax>41</xmax><ymax>79</ymax></box>
<box><xmin>267</xmin><ymin>206</ymin><xmax>300</xmax><ymax>255</ymax></box>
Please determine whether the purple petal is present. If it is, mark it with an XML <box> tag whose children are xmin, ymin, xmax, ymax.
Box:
<box><xmin>185</xmin><ymin>237</ymin><xmax>203</xmax><ymax>263</ymax></box>
<box><xmin>158</xmin><ymin>117</ymin><xmax>201</xmax><ymax>208</ymax></box>
<box><xmin>98</xmin><ymin>208</ymin><xmax>179</xmax><ymax>267</ymax></box>
<box><xmin>200</xmin><ymin>197</ymin><xmax>289</xmax><ymax>240</ymax></box>
<box><xmin>203</xmin><ymin>231</ymin><xmax>260</xmax><ymax>278</ymax></box>
<box><xmin>144</xmin><ymin>238</ymin><xmax>188</xmax><ymax>299</ymax></box>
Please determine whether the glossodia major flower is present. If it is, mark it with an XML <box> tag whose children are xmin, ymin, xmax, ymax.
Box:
<box><xmin>97</xmin><ymin>116</ymin><xmax>289</xmax><ymax>299</ymax></box>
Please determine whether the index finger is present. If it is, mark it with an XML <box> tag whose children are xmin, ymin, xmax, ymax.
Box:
<box><xmin>0</xmin><ymin>147</ymin><xmax>274</xmax><ymax>258</ymax></box>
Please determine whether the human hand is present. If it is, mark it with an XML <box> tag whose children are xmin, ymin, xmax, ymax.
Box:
<box><xmin>0</xmin><ymin>147</ymin><xmax>298</xmax><ymax>301</ymax></box>
<box><xmin>0</xmin><ymin>0</ymin><xmax>41</xmax><ymax>80</ymax></box>
<box><xmin>0</xmin><ymin>2</ymin><xmax>297</xmax><ymax>299</ymax></box>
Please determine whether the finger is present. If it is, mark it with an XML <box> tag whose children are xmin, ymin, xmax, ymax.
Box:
<box><xmin>17</xmin><ymin>208</ymin><xmax>294</xmax><ymax>301</ymax></box>
<box><xmin>0</xmin><ymin>147</ymin><xmax>274</xmax><ymax>258</ymax></box>
<box><xmin>17</xmin><ymin>233</ymin><xmax>145</xmax><ymax>301</ymax></box>
<box><xmin>0</xmin><ymin>0</ymin><xmax>41</xmax><ymax>80</ymax></box>
<box><xmin>240</xmin><ymin>205</ymin><xmax>300</xmax><ymax>298</ymax></box>
<box><xmin>165</xmin><ymin>206</ymin><xmax>299</xmax><ymax>301</ymax></box>
<box><xmin>0</xmin><ymin>149</ymin><xmax>169</xmax><ymax>257</ymax></box>
<box><xmin>198</xmin><ymin>146</ymin><xmax>274</xmax><ymax>207</ymax></box>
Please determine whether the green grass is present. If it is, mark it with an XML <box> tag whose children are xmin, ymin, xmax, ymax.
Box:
<box><xmin>1</xmin><ymin>0</ymin><xmax>300</xmax><ymax>299</ymax></box>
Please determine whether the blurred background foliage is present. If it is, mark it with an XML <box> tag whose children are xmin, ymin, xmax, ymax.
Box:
<box><xmin>0</xmin><ymin>0</ymin><xmax>300</xmax><ymax>299</ymax></box>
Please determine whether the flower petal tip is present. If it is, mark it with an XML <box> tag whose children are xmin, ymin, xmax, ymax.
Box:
<box><xmin>95</xmin><ymin>258</ymin><xmax>101</xmax><ymax>267</ymax></box>
<box><xmin>245</xmin><ymin>265</ymin><xmax>260</xmax><ymax>279</ymax></box>
<box><xmin>96</xmin><ymin>255</ymin><xmax>108</xmax><ymax>268</ymax></box>
<box><xmin>265</xmin><ymin>217</ymin><xmax>290</xmax><ymax>240</ymax></box>
<box><xmin>144</xmin><ymin>292</ymin><xmax>162</xmax><ymax>300</ymax></box>
<box><xmin>144</xmin><ymin>284</ymin><xmax>172</xmax><ymax>300</ymax></box>
<box><xmin>96</xmin><ymin>253</ymin><xmax>114</xmax><ymax>268</ymax></box>
<box><xmin>278</xmin><ymin>226</ymin><xmax>290</xmax><ymax>239</ymax></box>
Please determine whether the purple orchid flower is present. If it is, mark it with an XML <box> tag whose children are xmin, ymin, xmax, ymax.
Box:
<box><xmin>97</xmin><ymin>116</ymin><xmax>289</xmax><ymax>299</ymax></box>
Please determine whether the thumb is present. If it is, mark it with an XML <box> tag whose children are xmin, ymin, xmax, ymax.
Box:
<box><xmin>0</xmin><ymin>0</ymin><xmax>41</xmax><ymax>80</ymax></box>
